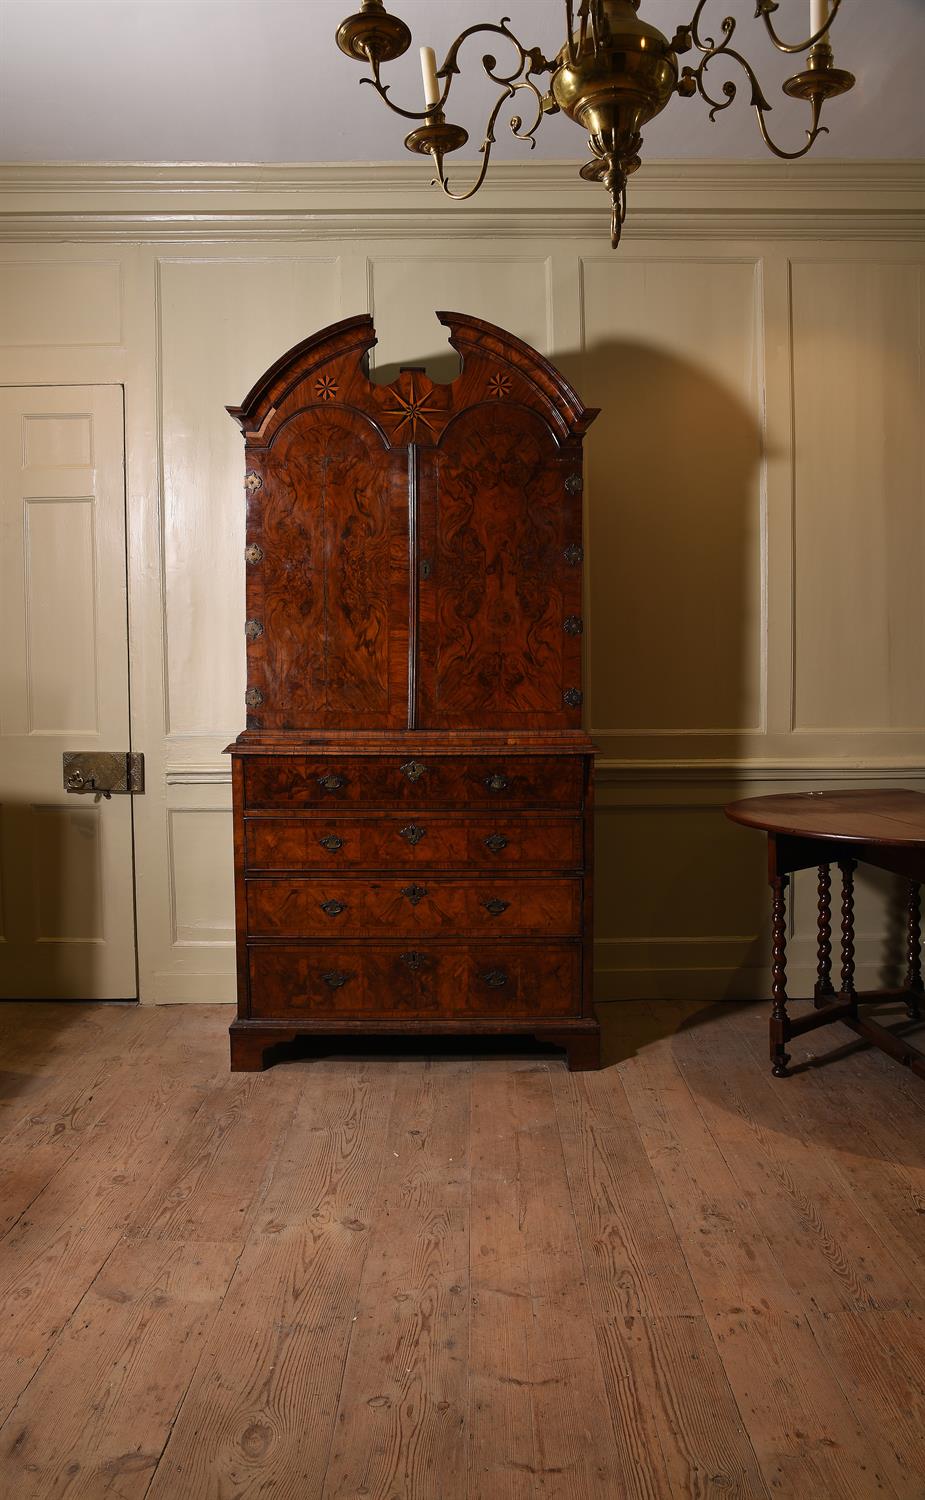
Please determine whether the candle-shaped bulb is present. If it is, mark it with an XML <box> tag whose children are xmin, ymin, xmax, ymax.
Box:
<box><xmin>810</xmin><ymin>0</ymin><xmax>829</xmax><ymax>40</ymax></box>
<box><xmin>420</xmin><ymin>46</ymin><xmax>440</xmax><ymax>109</ymax></box>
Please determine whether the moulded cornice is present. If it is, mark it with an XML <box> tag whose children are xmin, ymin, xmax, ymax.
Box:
<box><xmin>0</xmin><ymin>159</ymin><xmax>921</xmax><ymax>241</ymax></box>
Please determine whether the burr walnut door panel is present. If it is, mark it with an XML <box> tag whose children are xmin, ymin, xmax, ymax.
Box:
<box><xmin>416</xmin><ymin>403</ymin><xmax>584</xmax><ymax>730</ymax></box>
<box><xmin>245</xmin><ymin>407</ymin><xmax>408</xmax><ymax>731</ymax></box>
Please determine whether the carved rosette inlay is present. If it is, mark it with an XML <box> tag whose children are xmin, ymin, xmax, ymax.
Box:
<box><xmin>487</xmin><ymin>371</ymin><xmax>512</xmax><ymax>399</ymax></box>
<box><xmin>244</xmin><ymin>471</ymin><xmax>263</xmax><ymax>493</ymax></box>
<box><xmin>565</xmin><ymin>473</ymin><xmax>583</xmax><ymax>494</ymax></box>
<box><xmin>563</xmin><ymin>615</ymin><xmax>583</xmax><ymax>636</ymax></box>
<box><xmin>563</xmin><ymin>543</ymin><xmax>584</xmax><ymax>565</ymax></box>
<box><xmin>245</xmin><ymin>619</ymin><xmax>264</xmax><ymax>641</ymax></box>
<box><xmin>383</xmin><ymin>373</ymin><xmax>441</xmax><ymax>441</ymax></box>
<box><xmin>244</xmin><ymin>543</ymin><xmax>264</xmax><ymax>564</ymax></box>
<box><xmin>563</xmin><ymin>688</ymin><xmax>583</xmax><ymax>707</ymax></box>
<box><xmin>315</xmin><ymin>375</ymin><xmax>339</xmax><ymax>401</ymax></box>
<box><xmin>244</xmin><ymin>687</ymin><xmax>263</xmax><ymax>707</ymax></box>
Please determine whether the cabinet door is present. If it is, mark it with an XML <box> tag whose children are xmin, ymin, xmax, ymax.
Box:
<box><xmin>416</xmin><ymin>403</ymin><xmax>583</xmax><ymax>730</ymax></box>
<box><xmin>246</xmin><ymin>408</ymin><xmax>408</xmax><ymax>730</ymax></box>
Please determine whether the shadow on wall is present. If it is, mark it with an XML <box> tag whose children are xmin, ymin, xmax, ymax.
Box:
<box><xmin>560</xmin><ymin>336</ymin><xmax>772</xmax><ymax>999</ymax></box>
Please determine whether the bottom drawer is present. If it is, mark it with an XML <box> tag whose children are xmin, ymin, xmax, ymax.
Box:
<box><xmin>247</xmin><ymin>942</ymin><xmax>580</xmax><ymax>1021</ymax></box>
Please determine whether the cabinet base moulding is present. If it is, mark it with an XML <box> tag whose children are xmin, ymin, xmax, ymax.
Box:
<box><xmin>229</xmin><ymin>1016</ymin><xmax>601</xmax><ymax>1072</ymax></box>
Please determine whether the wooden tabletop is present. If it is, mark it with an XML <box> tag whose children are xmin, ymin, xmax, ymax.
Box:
<box><xmin>725</xmin><ymin>789</ymin><xmax>925</xmax><ymax>847</ymax></box>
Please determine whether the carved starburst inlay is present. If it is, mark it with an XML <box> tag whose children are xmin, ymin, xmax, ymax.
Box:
<box><xmin>315</xmin><ymin>375</ymin><xmax>338</xmax><ymax>401</ymax></box>
<box><xmin>487</xmin><ymin>371</ymin><xmax>512</xmax><ymax>399</ymax></box>
<box><xmin>383</xmin><ymin>373</ymin><xmax>441</xmax><ymax>441</ymax></box>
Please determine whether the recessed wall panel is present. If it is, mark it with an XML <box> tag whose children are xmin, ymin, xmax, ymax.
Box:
<box><xmin>159</xmin><ymin>256</ymin><xmax>341</xmax><ymax>737</ymax></box>
<box><xmin>581</xmin><ymin>257</ymin><xmax>764</xmax><ymax>735</ymax></box>
<box><xmin>369</xmin><ymin>256</ymin><xmax>550</xmax><ymax>378</ymax></box>
<box><xmin>792</xmin><ymin>261</ymin><xmax>924</xmax><ymax>730</ymax></box>
<box><xmin>0</xmin><ymin>263</ymin><xmax>122</xmax><ymax>346</ymax></box>
<box><xmin>25</xmin><ymin>497</ymin><xmax>98</xmax><ymax>733</ymax></box>
<box><xmin>168</xmin><ymin>808</ymin><xmax>234</xmax><ymax>944</ymax></box>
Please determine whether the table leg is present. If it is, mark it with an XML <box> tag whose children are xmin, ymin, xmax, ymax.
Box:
<box><xmin>905</xmin><ymin>880</ymin><xmax>923</xmax><ymax>1020</ymax></box>
<box><xmin>815</xmin><ymin>862</ymin><xmax>835</xmax><ymax>1007</ymax></box>
<box><xmin>770</xmin><ymin>874</ymin><xmax>791</xmax><ymax>1077</ymax></box>
<box><xmin>839</xmin><ymin>858</ymin><xmax>858</xmax><ymax>1016</ymax></box>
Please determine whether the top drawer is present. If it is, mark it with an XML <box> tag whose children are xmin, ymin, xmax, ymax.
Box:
<box><xmin>243</xmin><ymin>755</ymin><xmax>584</xmax><ymax>811</ymax></box>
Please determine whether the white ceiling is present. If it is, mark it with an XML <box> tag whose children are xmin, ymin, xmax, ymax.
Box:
<box><xmin>0</xmin><ymin>0</ymin><xmax>923</xmax><ymax>163</ymax></box>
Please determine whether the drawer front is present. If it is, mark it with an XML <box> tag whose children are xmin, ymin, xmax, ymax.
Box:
<box><xmin>248</xmin><ymin>942</ymin><xmax>580</xmax><ymax>1020</ymax></box>
<box><xmin>243</xmin><ymin>755</ymin><xmax>582</xmax><ymax>811</ymax></box>
<box><xmin>247</xmin><ymin>876</ymin><xmax>580</xmax><ymax>939</ymax></box>
<box><xmin>245</xmin><ymin>814</ymin><xmax>583</xmax><ymax>873</ymax></box>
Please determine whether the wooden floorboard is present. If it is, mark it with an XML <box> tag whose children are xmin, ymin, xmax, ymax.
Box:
<box><xmin>0</xmin><ymin>999</ymin><xmax>922</xmax><ymax>1498</ymax></box>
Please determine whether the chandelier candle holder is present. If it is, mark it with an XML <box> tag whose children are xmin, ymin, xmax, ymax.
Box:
<box><xmin>335</xmin><ymin>0</ymin><xmax>855</xmax><ymax>248</ymax></box>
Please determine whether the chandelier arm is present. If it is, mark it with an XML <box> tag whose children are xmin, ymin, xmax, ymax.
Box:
<box><xmin>755</xmin><ymin>0</ymin><xmax>845</xmax><ymax>55</ymax></box>
<box><xmin>508</xmin><ymin>76</ymin><xmax>547</xmax><ymax>144</ymax></box>
<box><xmin>433</xmin><ymin>78</ymin><xmax>543</xmax><ymax>202</ymax></box>
<box><xmin>686</xmin><ymin>0</ymin><xmax>733</xmax><ymax>53</ymax></box>
<box><xmin>755</xmin><ymin>94</ymin><xmax>828</xmax><ymax>161</ymax></box>
<box><xmin>682</xmin><ymin>47</ymin><xmax>829</xmax><ymax>160</ymax></box>
<box><xmin>359</xmin><ymin>18</ymin><xmax>552</xmax><ymax>126</ymax></box>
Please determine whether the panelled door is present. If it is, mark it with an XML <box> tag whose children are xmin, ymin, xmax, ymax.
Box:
<box><xmin>0</xmin><ymin>386</ymin><xmax>136</xmax><ymax>998</ymax></box>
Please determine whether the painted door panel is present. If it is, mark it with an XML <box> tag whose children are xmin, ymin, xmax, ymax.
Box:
<box><xmin>0</xmin><ymin>386</ymin><xmax>136</xmax><ymax>998</ymax></box>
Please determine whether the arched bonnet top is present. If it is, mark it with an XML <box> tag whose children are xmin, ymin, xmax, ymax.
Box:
<box><xmin>227</xmin><ymin>311</ymin><xmax>599</xmax><ymax>448</ymax></box>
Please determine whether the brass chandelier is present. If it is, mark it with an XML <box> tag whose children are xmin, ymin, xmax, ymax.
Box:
<box><xmin>335</xmin><ymin>0</ymin><xmax>855</xmax><ymax>248</ymax></box>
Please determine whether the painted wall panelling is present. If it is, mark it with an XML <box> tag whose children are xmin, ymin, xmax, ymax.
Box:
<box><xmin>0</xmin><ymin>166</ymin><xmax>921</xmax><ymax>1003</ymax></box>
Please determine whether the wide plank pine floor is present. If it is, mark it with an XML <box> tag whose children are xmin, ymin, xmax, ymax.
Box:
<box><xmin>0</xmin><ymin>998</ymin><xmax>923</xmax><ymax>1498</ymax></box>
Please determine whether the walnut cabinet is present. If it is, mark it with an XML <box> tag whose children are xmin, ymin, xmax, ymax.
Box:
<box><xmin>226</xmin><ymin>312</ymin><xmax>600</xmax><ymax>1070</ymax></box>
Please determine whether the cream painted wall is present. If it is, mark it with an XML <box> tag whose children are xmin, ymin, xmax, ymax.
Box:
<box><xmin>0</xmin><ymin>162</ymin><xmax>922</xmax><ymax>1003</ymax></box>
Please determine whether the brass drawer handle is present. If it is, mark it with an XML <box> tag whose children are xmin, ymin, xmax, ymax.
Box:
<box><xmin>401</xmin><ymin>950</ymin><xmax>429</xmax><ymax>971</ymax></box>
<box><xmin>400</xmin><ymin>824</ymin><xmax>426</xmax><ymax>846</ymax></box>
<box><xmin>484</xmin><ymin>833</ymin><xmax>508</xmax><ymax>853</ymax></box>
<box><xmin>400</xmin><ymin>760</ymin><xmax>426</xmax><ymax>783</ymax></box>
<box><xmin>484</xmin><ymin>772</ymin><xmax>511</xmax><ymax>793</ymax></box>
<box><xmin>317</xmin><ymin>772</ymin><xmax>347</xmax><ymax>792</ymax></box>
<box><xmin>483</xmin><ymin>898</ymin><xmax>510</xmax><ymax>917</ymax></box>
<box><xmin>480</xmin><ymin>968</ymin><xmax>509</xmax><ymax>988</ymax></box>
<box><xmin>319</xmin><ymin>834</ymin><xmax>344</xmax><ymax>853</ymax></box>
<box><xmin>401</xmin><ymin>884</ymin><xmax>427</xmax><ymax>907</ymax></box>
<box><xmin>320</xmin><ymin>898</ymin><xmax>346</xmax><ymax>917</ymax></box>
<box><xmin>322</xmin><ymin>969</ymin><xmax>351</xmax><ymax>989</ymax></box>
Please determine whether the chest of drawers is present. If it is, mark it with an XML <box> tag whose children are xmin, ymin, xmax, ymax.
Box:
<box><xmin>226</xmin><ymin>311</ymin><xmax>601</xmax><ymax>1070</ymax></box>
<box><xmin>229</xmin><ymin>743</ymin><xmax>598</xmax><ymax>1069</ymax></box>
